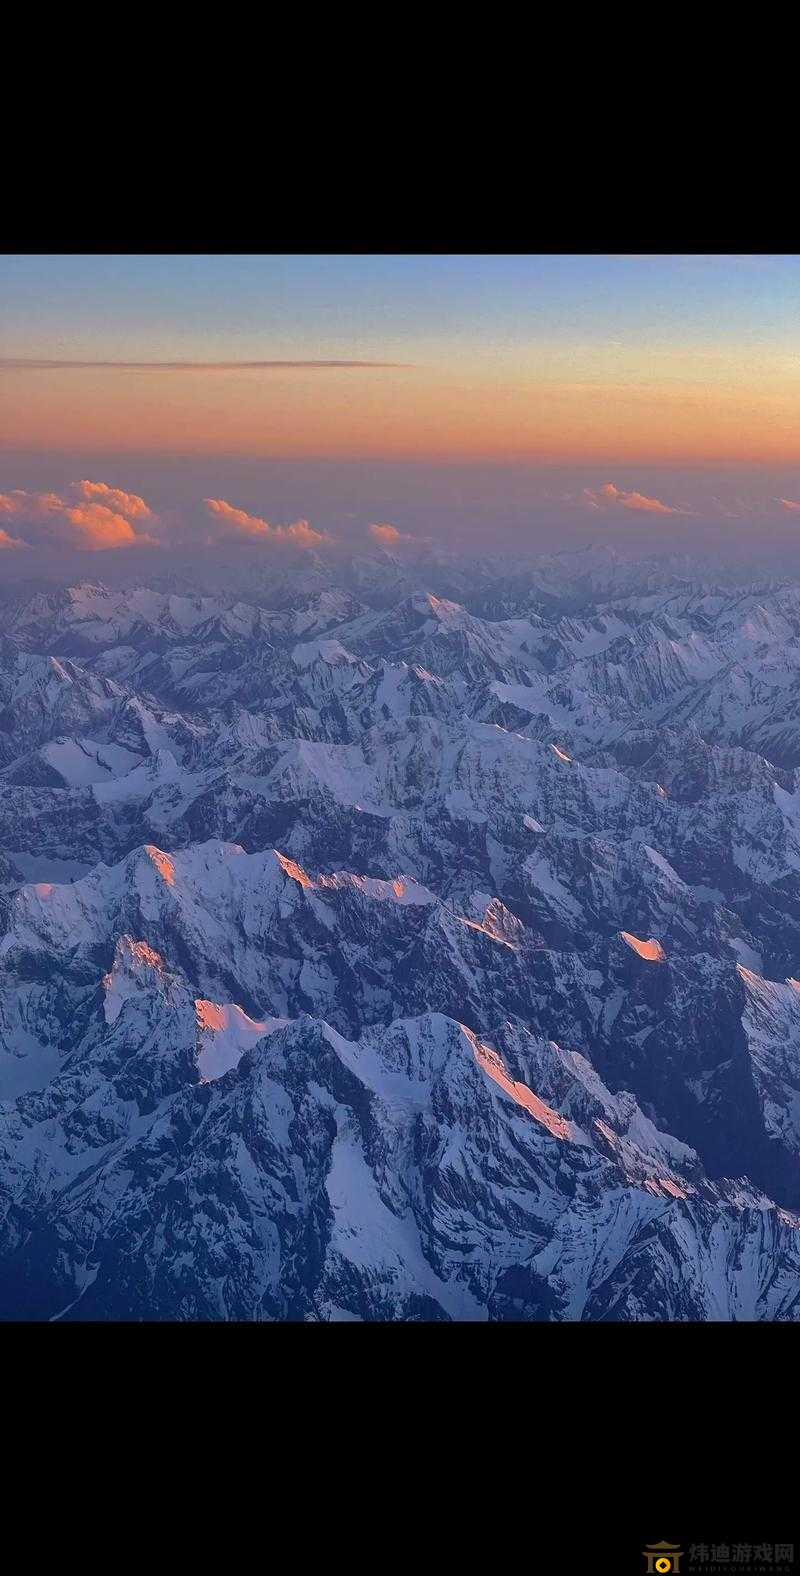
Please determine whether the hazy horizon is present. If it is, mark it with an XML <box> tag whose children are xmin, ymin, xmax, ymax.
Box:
<box><xmin>2</xmin><ymin>452</ymin><xmax>800</xmax><ymax>576</ymax></box>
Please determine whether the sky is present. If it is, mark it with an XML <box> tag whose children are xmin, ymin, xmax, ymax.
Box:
<box><xmin>2</xmin><ymin>253</ymin><xmax>800</xmax><ymax>563</ymax></box>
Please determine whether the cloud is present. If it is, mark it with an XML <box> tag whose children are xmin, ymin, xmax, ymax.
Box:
<box><xmin>0</xmin><ymin>482</ymin><xmax>331</xmax><ymax>553</ymax></box>
<box><xmin>0</xmin><ymin>527</ymin><xmax>28</xmax><ymax>550</ymax></box>
<box><xmin>778</xmin><ymin>498</ymin><xmax>800</xmax><ymax>513</ymax></box>
<box><xmin>60</xmin><ymin>504</ymin><xmax>148</xmax><ymax>550</ymax></box>
<box><xmin>0</xmin><ymin>358</ymin><xmax>410</xmax><ymax>372</ymax></box>
<box><xmin>366</xmin><ymin>526</ymin><xmax>425</xmax><ymax>551</ymax></box>
<box><xmin>583</xmin><ymin>482</ymin><xmax>684</xmax><ymax>516</ymax></box>
<box><xmin>202</xmin><ymin>499</ymin><xmax>329</xmax><ymax>548</ymax></box>
<box><xmin>74</xmin><ymin>480</ymin><xmax>153</xmax><ymax>520</ymax></box>
<box><xmin>0</xmin><ymin>481</ymin><xmax>157</xmax><ymax>550</ymax></box>
<box><xmin>710</xmin><ymin>496</ymin><xmax>742</xmax><ymax>519</ymax></box>
<box><xmin>368</xmin><ymin>522</ymin><xmax>416</xmax><ymax>544</ymax></box>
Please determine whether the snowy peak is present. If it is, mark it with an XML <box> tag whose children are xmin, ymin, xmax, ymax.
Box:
<box><xmin>619</xmin><ymin>931</ymin><xmax>667</xmax><ymax>962</ymax></box>
<box><xmin>103</xmin><ymin>935</ymin><xmax>169</xmax><ymax>1023</ymax></box>
<box><xmin>194</xmin><ymin>999</ymin><xmax>287</xmax><ymax>1081</ymax></box>
<box><xmin>464</xmin><ymin>1025</ymin><xmax>574</xmax><ymax>1139</ymax></box>
<box><xmin>273</xmin><ymin>850</ymin><xmax>436</xmax><ymax>906</ymax></box>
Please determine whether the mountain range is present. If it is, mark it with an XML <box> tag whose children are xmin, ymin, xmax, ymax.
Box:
<box><xmin>2</xmin><ymin>541</ymin><xmax>800</xmax><ymax>1319</ymax></box>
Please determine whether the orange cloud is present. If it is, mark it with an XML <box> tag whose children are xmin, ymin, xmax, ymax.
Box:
<box><xmin>778</xmin><ymin>498</ymin><xmax>800</xmax><ymax>512</ymax></box>
<box><xmin>0</xmin><ymin>481</ymin><xmax>157</xmax><ymax>550</ymax></box>
<box><xmin>0</xmin><ymin>526</ymin><xmax>28</xmax><ymax>550</ymax></box>
<box><xmin>367</xmin><ymin>522</ymin><xmax>418</xmax><ymax>545</ymax></box>
<box><xmin>62</xmin><ymin>504</ymin><xmax>145</xmax><ymax>549</ymax></box>
<box><xmin>74</xmin><ymin>480</ymin><xmax>153</xmax><ymax>520</ymax></box>
<box><xmin>0</xmin><ymin>483</ymin><xmax>332</xmax><ymax>552</ymax></box>
<box><xmin>584</xmin><ymin>481</ymin><xmax>683</xmax><ymax>515</ymax></box>
<box><xmin>202</xmin><ymin>498</ymin><xmax>329</xmax><ymax>547</ymax></box>
<box><xmin>367</xmin><ymin>523</ymin><xmax>427</xmax><ymax>555</ymax></box>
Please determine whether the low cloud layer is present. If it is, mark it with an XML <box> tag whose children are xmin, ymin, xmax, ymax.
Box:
<box><xmin>202</xmin><ymin>499</ymin><xmax>329</xmax><ymax>547</ymax></box>
<box><xmin>0</xmin><ymin>480</ymin><xmax>332</xmax><ymax>553</ymax></box>
<box><xmin>0</xmin><ymin>480</ymin><xmax>156</xmax><ymax>550</ymax></box>
<box><xmin>2</xmin><ymin>471</ymin><xmax>799</xmax><ymax>561</ymax></box>
<box><xmin>0</xmin><ymin>526</ymin><xmax>28</xmax><ymax>550</ymax></box>
<box><xmin>368</xmin><ymin>522</ymin><xmax>417</xmax><ymax>544</ymax></box>
<box><xmin>583</xmin><ymin>482</ymin><xmax>684</xmax><ymax>516</ymax></box>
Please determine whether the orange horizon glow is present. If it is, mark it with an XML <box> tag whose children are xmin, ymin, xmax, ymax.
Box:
<box><xmin>5</xmin><ymin>355</ymin><xmax>800</xmax><ymax>466</ymax></box>
<box><xmin>6</xmin><ymin>255</ymin><xmax>800</xmax><ymax>468</ymax></box>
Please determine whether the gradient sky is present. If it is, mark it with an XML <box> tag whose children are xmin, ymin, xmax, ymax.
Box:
<box><xmin>2</xmin><ymin>254</ymin><xmax>800</xmax><ymax>561</ymax></box>
<box><xmin>4</xmin><ymin>253</ymin><xmax>800</xmax><ymax>460</ymax></box>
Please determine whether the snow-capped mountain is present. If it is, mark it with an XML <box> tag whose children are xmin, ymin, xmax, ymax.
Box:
<box><xmin>3</xmin><ymin>546</ymin><xmax>800</xmax><ymax>1320</ymax></box>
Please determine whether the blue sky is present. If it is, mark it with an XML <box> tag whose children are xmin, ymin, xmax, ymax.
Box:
<box><xmin>3</xmin><ymin>253</ymin><xmax>800</xmax><ymax>361</ymax></box>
